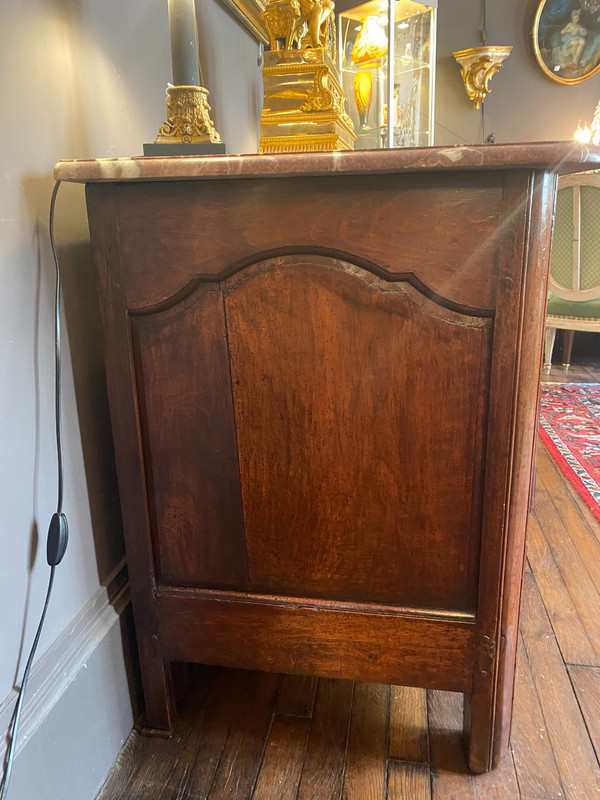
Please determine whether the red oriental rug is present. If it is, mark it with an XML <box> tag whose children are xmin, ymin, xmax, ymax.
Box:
<box><xmin>538</xmin><ymin>383</ymin><xmax>600</xmax><ymax>522</ymax></box>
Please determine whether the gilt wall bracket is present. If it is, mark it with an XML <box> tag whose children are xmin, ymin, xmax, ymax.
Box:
<box><xmin>453</xmin><ymin>46</ymin><xmax>512</xmax><ymax>110</ymax></box>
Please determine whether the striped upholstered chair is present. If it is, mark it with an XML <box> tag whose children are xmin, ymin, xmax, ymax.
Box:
<box><xmin>544</xmin><ymin>171</ymin><xmax>600</xmax><ymax>371</ymax></box>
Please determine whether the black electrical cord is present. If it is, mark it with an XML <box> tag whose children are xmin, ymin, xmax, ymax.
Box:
<box><xmin>50</xmin><ymin>180</ymin><xmax>65</xmax><ymax>517</ymax></box>
<box><xmin>0</xmin><ymin>569</ymin><xmax>56</xmax><ymax>800</ymax></box>
<box><xmin>0</xmin><ymin>180</ymin><xmax>68</xmax><ymax>800</ymax></box>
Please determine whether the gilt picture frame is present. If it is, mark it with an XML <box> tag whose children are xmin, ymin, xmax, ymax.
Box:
<box><xmin>218</xmin><ymin>0</ymin><xmax>269</xmax><ymax>43</ymax></box>
<box><xmin>533</xmin><ymin>0</ymin><xmax>600</xmax><ymax>84</ymax></box>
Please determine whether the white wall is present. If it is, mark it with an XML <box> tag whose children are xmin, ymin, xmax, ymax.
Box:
<box><xmin>0</xmin><ymin>1</ymin><xmax>261</xmax><ymax>798</ymax></box>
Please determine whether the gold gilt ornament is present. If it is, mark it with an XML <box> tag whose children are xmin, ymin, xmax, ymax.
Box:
<box><xmin>453</xmin><ymin>46</ymin><xmax>512</xmax><ymax>110</ymax></box>
<box><xmin>259</xmin><ymin>0</ymin><xmax>355</xmax><ymax>153</ymax></box>
<box><xmin>264</xmin><ymin>0</ymin><xmax>336</xmax><ymax>55</ymax></box>
<box><xmin>154</xmin><ymin>85</ymin><xmax>222</xmax><ymax>144</ymax></box>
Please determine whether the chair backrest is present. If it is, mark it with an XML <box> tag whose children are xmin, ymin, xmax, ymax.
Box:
<box><xmin>550</xmin><ymin>171</ymin><xmax>600</xmax><ymax>301</ymax></box>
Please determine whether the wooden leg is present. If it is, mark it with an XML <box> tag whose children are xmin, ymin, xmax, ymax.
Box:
<box><xmin>543</xmin><ymin>326</ymin><xmax>556</xmax><ymax>372</ymax></box>
<box><xmin>139</xmin><ymin>651</ymin><xmax>175</xmax><ymax>735</ymax></box>
<box><xmin>562</xmin><ymin>329</ymin><xmax>575</xmax><ymax>369</ymax></box>
<box><xmin>463</xmin><ymin>686</ymin><xmax>512</xmax><ymax>773</ymax></box>
<box><xmin>463</xmin><ymin>629</ymin><xmax>519</xmax><ymax>773</ymax></box>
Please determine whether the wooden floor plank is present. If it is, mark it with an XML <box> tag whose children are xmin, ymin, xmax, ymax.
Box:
<box><xmin>470</xmin><ymin>752</ymin><xmax>521</xmax><ymax>800</ymax></box>
<box><xmin>569</xmin><ymin>665</ymin><xmax>600</xmax><ymax>763</ymax></box>
<box><xmin>386</xmin><ymin>760</ymin><xmax>431</xmax><ymax>800</ymax></box>
<box><xmin>251</xmin><ymin>715</ymin><xmax>311</xmax><ymax>800</ymax></box>
<box><xmin>388</xmin><ymin>686</ymin><xmax>428</xmax><ymax>763</ymax></box>
<box><xmin>206</xmin><ymin>671</ymin><xmax>280</xmax><ymax>800</ymax></box>
<box><xmin>519</xmin><ymin>572</ymin><xmax>600</xmax><ymax>799</ymax></box>
<box><xmin>277</xmin><ymin>674</ymin><xmax>318</xmax><ymax>718</ymax></box>
<box><xmin>111</xmin><ymin>670</ymin><xmax>215</xmax><ymax>800</ymax></box>
<box><xmin>542</xmin><ymin>360</ymin><xmax>599</xmax><ymax>384</ymax></box>
<box><xmin>94</xmin><ymin>731</ymin><xmax>145</xmax><ymax>800</ymax></box>
<box><xmin>342</xmin><ymin>682</ymin><xmax>389</xmax><ymax>800</ymax></box>
<box><xmin>537</xmin><ymin>440</ymin><xmax>600</xmax><ymax>540</ymax></box>
<box><xmin>296</xmin><ymin>678</ymin><xmax>354</xmax><ymax>800</ymax></box>
<box><xmin>526</xmin><ymin>511</ymin><xmax>599</xmax><ymax>666</ymax></box>
<box><xmin>125</xmin><ymin>751</ymin><xmax>180</xmax><ymax>800</ymax></box>
<box><xmin>537</xmin><ymin>438</ymin><xmax>600</xmax><ymax>538</ymax></box>
<box><xmin>537</xmin><ymin>445</ymin><xmax>600</xmax><ymax>594</ymax></box>
<box><xmin>428</xmin><ymin>689</ymin><xmax>521</xmax><ymax>800</ymax></box>
<box><xmin>532</xmin><ymin>490</ymin><xmax>600</xmax><ymax>661</ymax></box>
<box><xmin>159</xmin><ymin>667</ymin><xmax>246</xmax><ymax>800</ymax></box>
<box><xmin>428</xmin><ymin>690</ymin><xmax>475</xmax><ymax>800</ymax></box>
<box><xmin>510</xmin><ymin>636</ymin><xmax>563</xmax><ymax>800</ymax></box>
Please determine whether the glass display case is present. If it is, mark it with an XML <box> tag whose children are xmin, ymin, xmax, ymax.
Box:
<box><xmin>337</xmin><ymin>0</ymin><xmax>436</xmax><ymax>149</ymax></box>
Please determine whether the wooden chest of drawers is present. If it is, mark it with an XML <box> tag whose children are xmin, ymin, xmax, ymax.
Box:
<box><xmin>56</xmin><ymin>143</ymin><xmax>600</xmax><ymax>772</ymax></box>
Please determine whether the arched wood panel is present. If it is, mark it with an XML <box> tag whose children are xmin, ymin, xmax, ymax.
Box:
<box><xmin>133</xmin><ymin>253</ymin><xmax>492</xmax><ymax>611</ymax></box>
<box><xmin>224</xmin><ymin>256</ymin><xmax>491</xmax><ymax>610</ymax></box>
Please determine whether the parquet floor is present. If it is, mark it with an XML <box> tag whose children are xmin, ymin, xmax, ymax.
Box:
<box><xmin>96</xmin><ymin>358</ymin><xmax>600</xmax><ymax>800</ymax></box>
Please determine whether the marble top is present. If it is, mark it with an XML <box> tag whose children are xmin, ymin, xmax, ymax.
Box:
<box><xmin>54</xmin><ymin>142</ymin><xmax>600</xmax><ymax>183</ymax></box>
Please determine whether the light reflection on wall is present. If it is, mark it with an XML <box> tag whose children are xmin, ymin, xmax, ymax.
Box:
<box><xmin>2</xmin><ymin>2</ymin><xmax>170</xmax><ymax>161</ymax></box>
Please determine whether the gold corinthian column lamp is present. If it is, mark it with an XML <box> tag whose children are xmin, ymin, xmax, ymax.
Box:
<box><xmin>144</xmin><ymin>0</ymin><xmax>226</xmax><ymax>155</ymax></box>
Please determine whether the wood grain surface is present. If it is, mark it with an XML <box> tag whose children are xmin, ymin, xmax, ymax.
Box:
<box><xmin>387</xmin><ymin>761</ymin><xmax>431</xmax><ymax>800</ymax></box>
<box><xmin>225</xmin><ymin>257</ymin><xmax>490</xmax><ymax>609</ymax></box>
<box><xmin>389</xmin><ymin>686</ymin><xmax>428</xmax><ymax>763</ymax></box>
<box><xmin>296</xmin><ymin>678</ymin><xmax>354</xmax><ymax>800</ymax></box>
<box><xmin>156</xmin><ymin>590</ymin><xmax>475</xmax><ymax>692</ymax></box>
<box><xmin>109</xmin><ymin>174</ymin><xmax>505</xmax><ymax>312</ymax></box>
<box><xmin>132</xmin><ymin>287</ymin><xmax>248</xmax><ymax>589</ymax></box>
<box><xmin>342</xmin><ymin>682</ymin><xmax>389</xmax><ymax>800</ymax></box>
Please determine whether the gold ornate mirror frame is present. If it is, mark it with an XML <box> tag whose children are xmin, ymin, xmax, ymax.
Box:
<box><xmin>533</xmin><ymin>0</ymin><xmax>600</xmax><ymax>85</ymax></box>
<box><xmin>218</xmin><ymin>0</ymin><xmax>269</xmax><ymax>42</ymax></box>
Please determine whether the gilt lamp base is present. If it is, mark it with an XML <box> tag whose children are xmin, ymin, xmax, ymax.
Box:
<box><xmin>259</xmin><ymin>47</ymin><xmax>355</xmax><ymax>154</ymax></box>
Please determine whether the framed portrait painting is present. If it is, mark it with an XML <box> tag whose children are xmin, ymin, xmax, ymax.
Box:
<box><xmin>533</xmin><ymin>0</ymin><xmax>600</xmax><ymax>84</ymax></box>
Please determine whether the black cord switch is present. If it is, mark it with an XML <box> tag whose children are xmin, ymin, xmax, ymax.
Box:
<box><xmin>46</xmin><ymin>512</ymin><xmax>68</xmax><ymax>566</ymax></box>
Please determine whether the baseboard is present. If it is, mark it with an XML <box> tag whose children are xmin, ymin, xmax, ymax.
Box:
<box><xmin>0</xmin><ymin>560</ymin><xmax>130</xmax><ymax>764</ymax></box>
